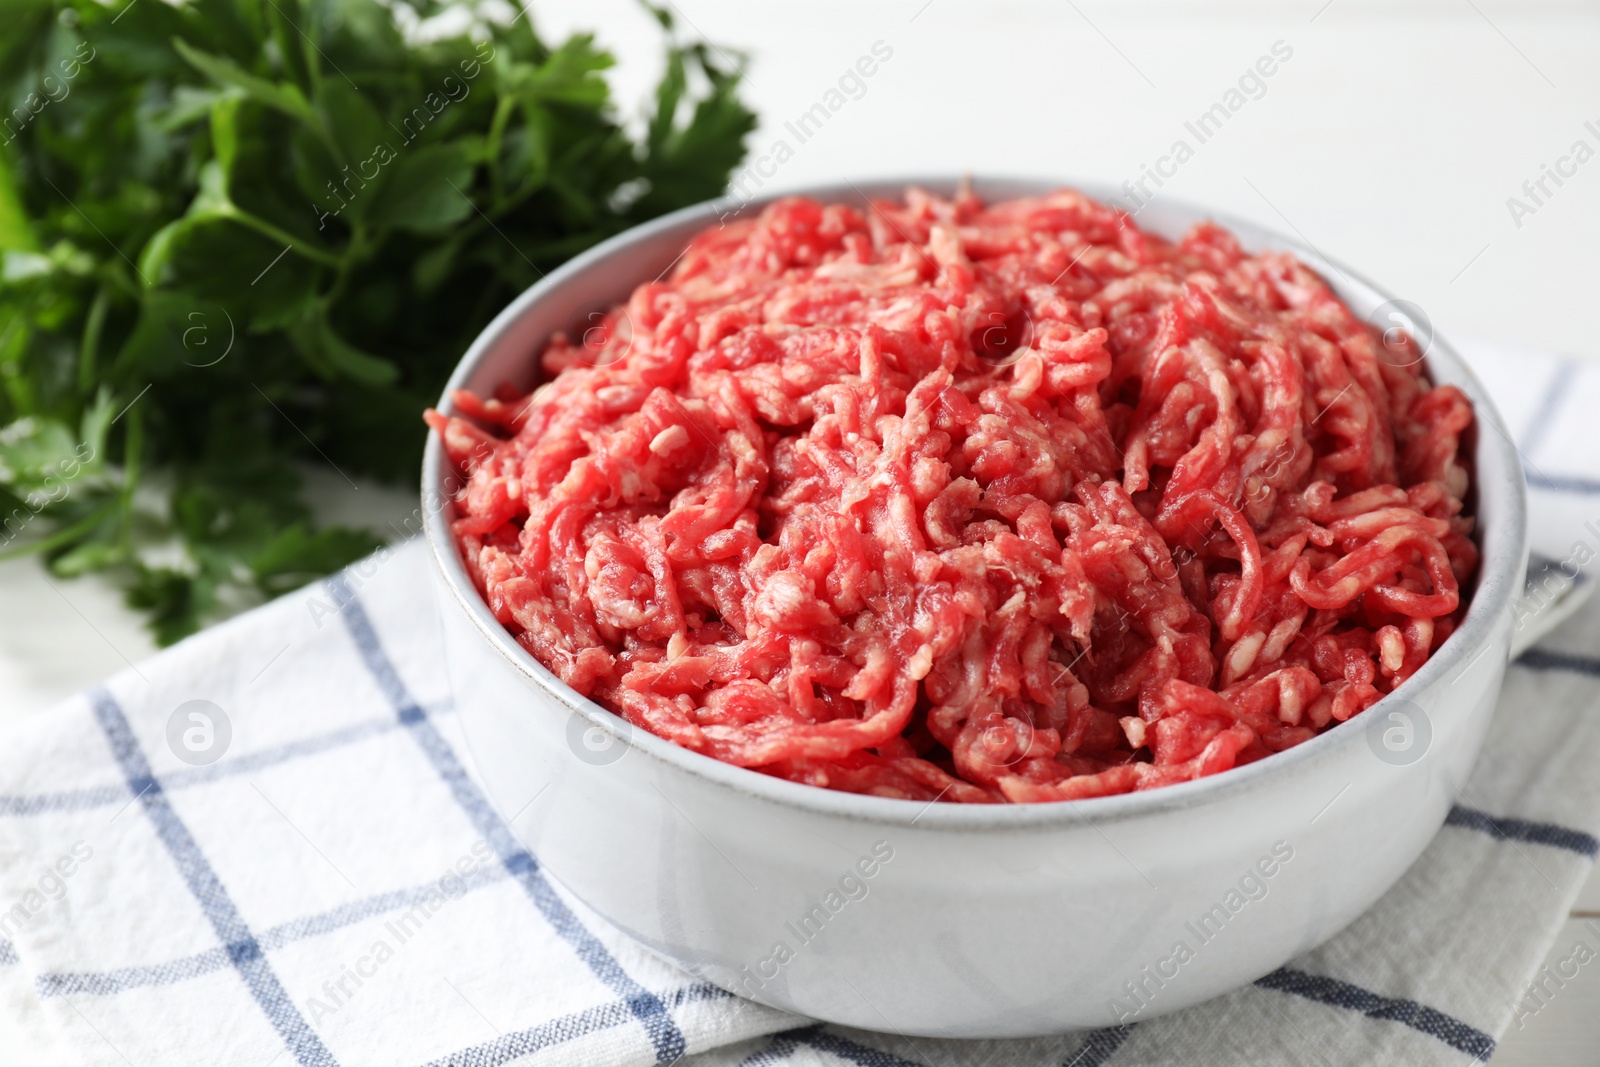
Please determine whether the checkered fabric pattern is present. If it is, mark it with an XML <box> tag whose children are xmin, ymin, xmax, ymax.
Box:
<box><xmin>2</xmin><ymin>339</ymin><xmax>1598</xmax><ymax>1067</ymax></box>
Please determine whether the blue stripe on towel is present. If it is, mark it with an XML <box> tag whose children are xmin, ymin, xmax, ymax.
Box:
<box><xmin>329</xmin><ymin>574</ymin><xmax>689</xmax><ymax>1064</ymax></box>
<box><xmin>1517</xmin><ymin>648</ymin><xmax>1600</xmax><ymax>679</ymax></box>
<box><xmin>36</xmin><ymin>865</ymin><xmax>511</xmax><ymax>997</ymax></box>
<box><xmin>1445</xmin><ymin>806</ymin><xmax>1600</xmax><ymax>858</ymax></box>
<box><xmin>735</xmin><ymin>1034</ymin><xmax>799</xmax><ymax>1067</ymax></box>
<box><xmin>750</xmin><ymin>1026</ymin><xmax>929</xmax><ymax>1067</ymax></box>
<box><xmin>1524</xmin><ymin>466</ymin><xmax>1600</xmax><ymax>495</ymax></box>
<box><xmin>420</xmin><ymin>984</ymin><xmax>731</xmax><ymax>1067</ymax></box>
<box><xmin>0</xmin><ymin>711</ymin><xmax>424</xmax><ymax>818</ymax></box>
<box><xmin>1255</xmin><ymin>968</ymin><xmax>1494</xmax><ymax>1061</ymax></box>
<box><xmin>1063</xmin><ymin>1025</ymin><xmax>1136</xmax><ymax>1066</ymax></box>
<box><xmin>797</xmin><ymin>1027</ymin><xmax>929</xmax><ymax>1067</ymax></box>
<box><xmin>89</xmin><ymin>688</ymin><xmax>337</xmax><ymax>1067</ymax></box>
<box><xmin>742</xmin><ymin>1022</ymin><xmax>1104</xmax><ymax>1067</ymax></box>
<box><xmin>37</xmin><ymin>947</ymin><xmax>231</xmax><ymax>998</ymax></box>
<box><xmin>0</xmin><ymin>783</ymin><xmax>129</xmax><ymax>817</ymax></box>
<box><xmin>1519</xmin><ymin>360</ymin><xmax>1575</xmax><ymax>459</ymax></box>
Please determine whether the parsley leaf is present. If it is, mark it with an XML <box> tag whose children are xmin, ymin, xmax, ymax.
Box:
<box><xmin>0</xmin><ymin>0</ymin><xmax>754</xmax><ymax>642</ymax></box>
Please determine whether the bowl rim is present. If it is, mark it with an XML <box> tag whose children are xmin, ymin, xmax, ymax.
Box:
<box><xmin>421</xmin><ymin>175</ymin><xmax>1528</xmax><ymax>830</ymax></box>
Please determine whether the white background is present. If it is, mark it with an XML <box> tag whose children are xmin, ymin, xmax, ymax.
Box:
<box><xmin>2</xmin><ymin>1</ymin><xmax>1597</xmax><ymax>1060</ymax></box>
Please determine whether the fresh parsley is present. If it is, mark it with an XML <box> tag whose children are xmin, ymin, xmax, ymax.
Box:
<box><xmin>0</xmin><ymin>0</ymin><xmax>754</xmax><ymax>644</ymax></box>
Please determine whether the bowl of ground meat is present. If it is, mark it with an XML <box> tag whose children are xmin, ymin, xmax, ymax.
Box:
<box><xmin>422</xmin><ymin>178</ymin><xmax>1527</xmax><ymax>1037</ymax></box>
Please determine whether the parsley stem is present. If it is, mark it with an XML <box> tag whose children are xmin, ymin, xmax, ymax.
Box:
<box><xmin>77</xmin><ymin>283</ymin><xmax>109</xmax><ymax>394</ymax></box>
<box><xmin>118</xmin><ymin>401</ymin><xmax>142</xmax><ymax>553</ymax></box>
<box><xmin>486</xmin><ymin>95</ymin><xmax>515</xmax><ymax>206</ymax></box>
<box><xmin>322</xmin><ymin>223</ymin><xmax>369</xmax><ymax>307</ymax></box>
<box><xmin>0</xmin><ymin>499</ymin><xmax>116</xmax><ymax>562</ymax></box>
<box><xmin>227</xmin><ymin>208</ymin><xmax>343</xmax><ymax>268</ymax></box>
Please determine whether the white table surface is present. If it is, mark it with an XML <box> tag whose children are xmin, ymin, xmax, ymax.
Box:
<box><xmin>3</xmin><ymin>1</ymin><xmax>1598</xmax><ymax>1061</ymax></box>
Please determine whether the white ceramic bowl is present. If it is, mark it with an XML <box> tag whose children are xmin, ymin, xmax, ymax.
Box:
<box><xmin>422</xmin><ymin>178</ymin><xmax>1528</xmax><ymax>1038</ymax></box>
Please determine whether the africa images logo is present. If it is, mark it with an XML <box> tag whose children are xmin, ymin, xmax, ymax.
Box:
<box><xmin>165</xmin><ymin>699</ymin><xmax>232</xmax><ymax>766</ymax></box>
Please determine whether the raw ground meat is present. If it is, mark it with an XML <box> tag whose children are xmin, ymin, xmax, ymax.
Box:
<box><xmin>426</xmin><ymin>186</ymin><xmax>1477</xmax><ymax>804</ymax></box>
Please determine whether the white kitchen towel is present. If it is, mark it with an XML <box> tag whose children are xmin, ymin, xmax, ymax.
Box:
<box><xmin>2</xmin><ymin>338</ymin><xmax>1599</xmax><ymax>1067</ymax></box>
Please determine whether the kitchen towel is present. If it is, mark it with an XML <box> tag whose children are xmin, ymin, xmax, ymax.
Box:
<box><xmin>2</xmin><ymin>338</ymin><xmax>1599</xmax><ymax>1067</ymax></box>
